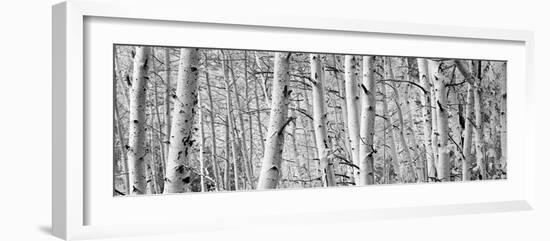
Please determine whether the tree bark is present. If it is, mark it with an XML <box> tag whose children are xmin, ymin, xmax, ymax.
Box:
<box><xmin>310</xmin><ymin>54</ymin><xmax>336</xmax><ymax>187</ymax></box>
<box><xmin>359</xmin><ymin>56</ymin><xmax>376</xmax><ymax>185</ymax></box>
<box><xmin>462</xmin><ymin>83</ymin><xmax>474</xmax><ymax>181</ymax></box>
<box><xmin>164</xmin><ymin>48</ymin><xmax>199</xmax><ymax>193</ymax></box>
<box><xmin>417</xmin><ymin>58</ymin><xmax>436</xmax><ymax>181</ymax></box>
<box><xmin>126</xmin><ymin>46</ymin><xmax>151</xmax><ymax>195</ymax></box>
<box><xmin>344</xmin><ymin>55</ymin><xmax>361</xmax><ymax>181</ymax></box>
<box><xmin>163</xmin><ymin>48</ymin><xmax>171</xmax><ymax>169</ymax></box>
<box><xmin>428</xmin><ymin>59</ymin><xmax>450</xmax><ymax>181</ymax></box>
<box><xmin>472</xmin><ymin>61</ymin><xmax>487</xmax><ymax>179</ymax></box>
<box><xmin>257</xmin><ymin>52</ymin><xmax>292</xmax><ymax>189</ymax></box>
<box><xmin>198</xmin><ymin>94</ymin><xmax>206</xmax><ymax>192</ymax></box>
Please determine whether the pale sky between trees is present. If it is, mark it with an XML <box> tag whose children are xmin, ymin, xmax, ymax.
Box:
<box><xmin>113</xmin><ymin>45</ymin><xmax>507</xmax><ymax>196</ymax></box>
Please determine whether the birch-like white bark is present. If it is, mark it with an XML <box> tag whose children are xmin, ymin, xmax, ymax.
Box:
<box><xmin>257</xmin><ymin>52</ymin><xmax>291</xmax><ymax>189</ymax></box>
<box><xmin>428</xmin><ymin>59</ymin><xmax>450</xmax><ymax>181</ymax></box>
<box><xmin>417</xmin><ymin>58</ymin><xmax>436</xmax><ymax>181</ymax></box>
<box><xmin>310</xmin><ymin>54</ymin><xmax>336</xmax><ymax>187</ymax></box>
<box><xmin>359</xmin><ymin>56</ymin><xmax>376</xmax><ymax>185</ymax></box>
<box><xmin>344</xmin><ymin>55</ymin><xmax>361</xmax><ymax>181</ymax></box>
<box><xmin>164</xmin><ymin>48</ymin><xmax>199</xmax><ymax>193</ymax></box>
<box><xmin>127</xmin><ymin>46</ymin><xmax>151</xmax><ymax>195</ymax></box>
<box><xmin>462</xmin><ymin>84</ymin><xmax>474</xmax><ymax>181</ymax></box>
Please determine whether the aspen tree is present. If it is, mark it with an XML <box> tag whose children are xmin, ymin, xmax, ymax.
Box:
<box><xmin>428</xmin><ymin>59</ymin><xmax>450</xmax><ymax>181</ymax></box>
<box><xmin>472</xmin><ymin>61</ymin><xmax>487</xmax><ymax>179</ymax></box>
<box><xmin>127</xmin><ymin>46</ymin><xmax>151</xmax><ymax>195</ymax></box>
<box><xmin>310</xmin><ymin>54</ymin><xmax>336</xmax><ymax>187</ymax></box>
<box><xmin>359</xmin><ymin>56</ymin><xmax>376</xmax><ymax>185</ymax></box>
<box><xmin>344</xmin><ymin>55</ymin><xmax>361</xmax><ymax>181</ymax></box>
<box><xmin>462</xmin><ymin>84</ymin><xmax>474</xmax><ymax>181</ymax></box>
<box><xmin>163</xmin><ymin>48</ymin><xmax>171</xmax><ymax>163</ymax></box>
<box><xmin>257</xmin><ymin>52</ymin><xmax>292</xmax><ymax>189</ymax></box>
<box><xmin>417</xmin><ymin>58</ymin><xmax>436</xmax><ymax>181</ymax></box>
<box><xmin>165</xmin><ymin>48</ymin><xmax>199</xmax><ymax>193</ymax></box>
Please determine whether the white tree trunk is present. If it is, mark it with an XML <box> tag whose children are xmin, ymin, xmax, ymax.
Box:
<box><xmin>198</xmin><ymin>94</ymin><xmax>206</xmax><ymax>192</ymax></box>
<box><xmin>428</xmin><ymin>59</ymin><xmax>450</xmax><ymax>181</ymax></box>
<box><xmin>163</xmin><ymin>48</ymin><xmax>171</xmax><ymax>171</ymax></box>
<box><xmin>344</xmin><ymin>55</ymin><xmax>361</xmax><ymax>181</ymax></box>
<box><xmin>126</xmin><ymin>46</ymin><xmax>151</xmax><ymax>195</ymax></box>
<box><xmin>472</xmin><ymin>61</ymin><xmax>487</xmax><ymax>179</ymax></box>
<box><xmin>310</xmin><ymin>54</ymin><xmax>336</xmax><ymax>187</ymax></box>
<box><xmin>462</xmin><ymin>84</ymin><xmax>474</xmax><ymax>181</ymax></box>
<box><xmin>257</xmin><ymin>52</ymin><xmax>292</xmax><ymax>190</ymax></box>
<box><xmin>164</xmin><ymin>48</ymin><xmax>199</xmax><ymax>193</ymax></box>
<box><xmin>417</xmin><ymin>58</ymin><xmax>436</xmax><ymax>181</ymax></box>
<box><xmin>359</xmin><ymin>56</ymin><xmax>376</xmax><ymax>185</ymax></box>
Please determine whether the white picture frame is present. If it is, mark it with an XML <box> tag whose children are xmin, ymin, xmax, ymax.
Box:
<box><xmin>52</xmin><ymin>0</ymin><xmax>536</xmax><ymax>240</ymax></box>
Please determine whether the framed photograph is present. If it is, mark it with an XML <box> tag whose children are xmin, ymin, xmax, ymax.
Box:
<box><xmin>52</xmin><ymin>0</ymin><xmax>535</xmax><ymax>240</ymax></box>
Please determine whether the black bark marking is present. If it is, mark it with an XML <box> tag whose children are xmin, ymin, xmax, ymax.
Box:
<box><xmin>437</xmin><ymin>100</ymin><xmax>444</xmax><ymax>111</ymax></box>
<box><xmin>182</xmin><ymin>176</ymin><xmax>191</xmax><ymax>184</ymax></box>
<box><xmin>133</xmin><ymin>120</ymin><xmax>139</xmax><ymax>124</ymax></box>
<box><xmin>360</xmin><ymin>84</ymin><xmax>370</xmax><ymax>95</ymax></box>
<box><xmin>190</xmin><ymin>67</ymin><xmax>198</xmax><ymax>72</ymax></box>
<box><xmin>125</xmin><ymin>75</ymin><xmax>132</xmax><ymax>87</ymax></box>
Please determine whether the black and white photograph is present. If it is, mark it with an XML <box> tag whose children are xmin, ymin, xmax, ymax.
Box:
<box><xmin>113</xmin><ymin>45</ymin><xmax>507</xmax><ymax>195</ymax></box>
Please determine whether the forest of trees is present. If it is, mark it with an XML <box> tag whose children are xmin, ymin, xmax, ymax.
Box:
<box><xmin>113</xmin><ymin>45</ymin><xmax>507</xmax><ymax>196</ymax></box>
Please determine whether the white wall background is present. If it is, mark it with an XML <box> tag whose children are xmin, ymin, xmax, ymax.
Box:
<box><xmin>0</xmin><ymin>0</ymin><xmax>548</xmax><ymax>240</ymax></box>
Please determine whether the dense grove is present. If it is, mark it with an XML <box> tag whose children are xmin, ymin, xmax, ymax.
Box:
<box><xmin>113</xmin><ymin>45</ymin><xmax>507</xmax><ymax>195</ymax></box>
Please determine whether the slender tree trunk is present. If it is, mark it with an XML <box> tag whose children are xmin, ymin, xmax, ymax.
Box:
<box><xmin>151</xmin><ymin>50</ymin><xmax>166</xmax><ymax>193</ymax></box>
<box><xmin>126</xmin><ymin>46</ymin><xmax>151</xmax><ymax>195</ymax></box>
<box><xmin>224</xmin><ymin>113</ymin><xmax>231</xmax><ymax>190</ymax></box>
<box><xmin>403</xmin><ymin>58</ymin><xmax>424</xmax><ymax>182</ymax></box>
<box><xmin>333</xmin><ymin>55</ymin><xmax>354</xmax><ymax>182</ymax></box>
<box><xmin>114</xmin><ymin>103</ymin><xmax>130</xmax><ymax>194</ymax></box>
<box><xmin>472</xmin><ymin>61</ymin><xmax>487</xmax><ymax>179</ymax></box>
<box><xmin>380</xmin><ymin>64</ymin><xmax>400</xmax><ymax>183</ymax></box>
<box><xmin>228</xmin><ymin>53</ymin><xmax>255</xmax><ymax>188</ymax></box>
<box><xmin>386</xmin><ymin>58</ymin><xmax>414</xmax><ymax>182</ymax></box>
<box><xmin>428</xmin><ymin>59</ymin><xmax>450</xmax><ymax>181</ymax></box>
<box><xmin>205</xmin><ymin>70</ymin><xmax>220</xmax><ymax>191</ymax></box>
<box><xmin>253</xmin><ymin>76</ymin><xmax>265</xmax><ymax>152</ymax></box>
<box><xmin>344</xmin><ymin>55</ymin><xmax>361</xmax><ymax>181</ymax></box>
<box><xmin>310</xmin><ymin>54</ymin><xmax>336</xmax><ymax>187</ymax></box>
<box><xmin>257</xmin><ymin>52</ymin><xmax>292</xmax><ymax>190</ymax></box>
<box><xmin>359</xmin><ymin>56</ymin><xmax>376</xmax><ymax>185</ymax></box>
<box><xmin>417</xmin><ymin>58</ymin><xmax>436</xmax><ymax>181</ymax></box>
<box><xmin>164</xmin><ymin>48</ymin><xmax>199</xmax><ymax>193</ymax></box>
<box><xmin>462</xmin><ymin>84</ymin><xmax>474</xmax><ymax>181</ymax></box>
<box><xmin>221</xmin><ymin>53</ymin><xmax>241</xmax><ymax>191</ymax></box>
<box><xmin>198</xmin><ymin>95</ymin><xmax>206</xmax><ymax>192</ymax></box>
<box><xmin>163</xmin><ymin>48</ymin><xmax>171</xmax><ymax>170</ymax></box>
